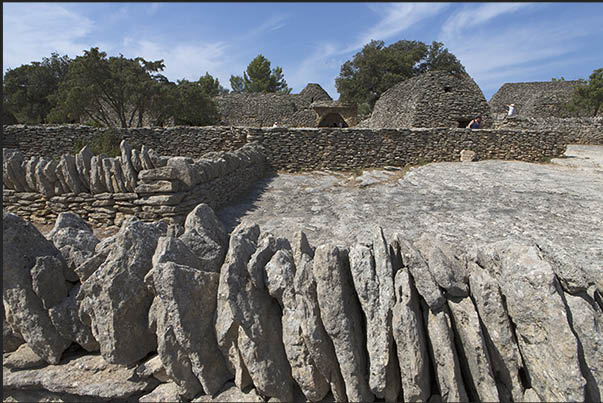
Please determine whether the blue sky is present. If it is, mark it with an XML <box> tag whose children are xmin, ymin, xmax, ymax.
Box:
<box><xmin>3</xmin><ymin>2</ymin><xmax>603</xmax><ymax>100</ymax></box>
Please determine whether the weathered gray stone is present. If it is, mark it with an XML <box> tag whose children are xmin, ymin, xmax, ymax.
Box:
<box><xmin>564</xmin><ymin>293</ymin><xmax>602</xmax><ymax>402</ymax></box>
<box><xmin>392</xmin><ymin>267</ymin><xmax>431</xmax><ymax>402</ymax></box>
<box><xmin>3</xmin><ymin>307</ymin><xmax>25</xmax><ymax>353</ymax></box>
<box><xmin>152</xmin><ymin>235</ymin><xmax>204</xmax><ymax>270</ymax></box>
<box><xmin>3</xmin><ymin>212</ymin><xmax>71</xmax><ymax>364</ymax></box>
<box><xmin>192</xmin><ymin>381</ymin><xmax>264</xmax><ymax>402</ymax></box>
<box><xmin>148</xmin><ymin>147</ymin><xmax>165</xmax><ymax>168</ymax></box>
<box><xmin>138</xmin><ymin>166</ymin><xmax>180</xmax><ymax>183</ymax></box>
<box><xmin>313</xmin><ymin>244</ymin><xmax>374</xmax><ymax>402</ymax></box>
<box><xmin>109</xmin><ymin>157</ymin><xmax>128</xmax><ymax>193</ymax></box>
<box><xmin>3</xmin><ymin>343</ymin><xmax>46</xmax><ymax>370</ymax></box>
<box><xmin>101</xmin><ymin>157</ymin><xmax>115</xmax><ymax>193</ymax></box>
<box><xmin>131</xmin><ymin>147</ymin><xmax>143</xmax><ymax>172</ymax></box>
<box><xmin>396</xmin><ymin>235</ymin><xmax>445</xmax><ymax>309</ymax></box>
<box><xmin>476</xmin><ymin>241</ymin><xmax>586</xmax><ymax>402</ymax></box>
<box><xmin>291</xmin><ymin>231</ymin><xmax>347</xmax><ymax>402</ymax></box>
<box><xmin>447</xmin><ymin>296</ymin><xmax>500</xmax><ymax>402</ymax></box>
<box><xmin>264</xmin><ymin>247</ymin><xmax>330</xmax><ymax>402</ymax></box>
<box><xmin>215</xmin><ymin>224</ymin><xmax>259</xmax><ymax>391</ymax></box>
<box><xmin>119</xmin><ymin>140</ymin><xmax>137</xmax><ymax>192</ymax></box>
<box><xmin>89</xmin><ymin>155</ymin><xmax>107</xmax><ymax>194</ymax></box>
<box><xmin>424</xmin><ymin>303</ymin><xmax>468</xmax><ymax>402</ymax></box>
<box><xmin>2</xmin><ymin>352</ymin><xmax>159</xmax><ymax>400</ymax></box>
<box><xmin>48</xmin><ymin>284</ymin><xmax>99</xmax><ymax>352</ymax></box>
<box><xmin>179</xmin><ymin>203</ymin><xmax>228</xmax><ymax>273</ymax></box>
<box><xmin>414</xmin><ymin>234</ymin><xmax>469</xmax><ymax>297</ymax></box>
<box><xmin>34</xmin><ymin>157</ymin><xmax>55</xmax><ymax>197</ymax></box>
<box><xmin>348</xmin><ymin>227</ymin><xmax>399</xmax><ymax>401</ymax></box>
<box><xmin>140</xmin><ymin>145</ymin><xmax>154</xmax><ymax>170</ymax></box>
<box><xmin>148</xmin><ymin>262</ymin><xmax>232</xmax><ymax>397</ymax></box>
<box><xmin>24</xmin><ymin>156</ymin><xmax>40</xmax><ymax>192</ymax></box>
<box><xmin>47</xmin><ymin>212</ymin><xmax>99</xmax><ymax>282</ymax></box>
<box><xmin>75</xmin><ymin>144</ymin><xmax>93</xmax><ymax>191</ymax></box>
<box><xmin>139</xmin><ymin>382</ymin><xmax>184</xmax><ymax>402</ymax></box>
<box><xmin>135</xmin><ymin>180</ymin><xmax>184</xmax><ymax>193</ymax></box>
<box><xmin>135</xmin><ymin>354</ymin><xmax>170</xmax><ymax>383</ymax></box>
<box><xmin>30</xmin><ymin>255</ymin><xmax>70</xmax><ymax>310</ymax></box>
<box><xmin>468</xmin><ymin>262</ymin><xmax>525</xmax><ymax>402</ymax></box>
<box><xmin>58</xmin><ymin>154</ymin><xmax>86</xmax><ymax>194</ymax></box>
<box><xmin>167</xmin><ymin>156</ymin><xmax>199</xmax><ymax>188</ymax></box>
<box><xmin>3</xmin><ymin>150</ymin><xmax>29</xmax><ymax>192</ymax></box>
<box><xmin>78</xmin><ymin>218</ymin><xmax>167</xmax><ymax>365</ymax></box>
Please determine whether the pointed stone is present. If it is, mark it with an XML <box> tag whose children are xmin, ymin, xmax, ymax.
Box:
<box><xmin>25</xmin><ymin>156</ymin><xmax>40</xmax><ymax>192</ymax></box>
<box><xmin>468</xmin><ymin>262</ymin><xmax>525</xmax><ymax>402</ymax></box>
<box><xmin>392</xmin><ymin>267</ymin><xmax>431</xmax><ymax>402</ymax></box>
<box><xmin>89</xmin><ymin>155</ymin><xmax>108</xmax><ymax>194</ymax></box>
<box><xmin>75</xmin><ymin>144</ymin><xmax>94</xmax><ymax>191</ymax></box>
<box><xmin>120</xmin><ymin>140</ymin><xmax>137</xmax><ymax>192</ymax></box>
<box><xmin>314</xmin><ymin>244</ymin><xmax>374</xmax><ymax>402</ymax></box>
<box><xmin>59</xmin><ymin>154</ymin><xmax>86</xmax><ymax>194</ymax></box>
<box><xmin>348</xmin><ymin>227</ymin><xmax>400</xmax><ymax>401</ymax></box>
<box><xmin>447</xmin><ymin>296</ymin><xmax>500</xmax><ymax>402</ymax></box>
<box><xmin>34</xmin><ymin>157</ymin><xmax>55</xmax><ymax>197</ymax></box>
<box><xmin>424</xmin><ymin>303</ymin><xmax>468</xmax><ymax>403</ymax></box>
<box><xmin>476</xmin><ymin>241</ymin><xmax>586</xmax><ymax>402</ymax></box>
<box><xmin>131</xmin><ymin>148</ymin><xmax>143</xmax><ymax>172</ymax></box>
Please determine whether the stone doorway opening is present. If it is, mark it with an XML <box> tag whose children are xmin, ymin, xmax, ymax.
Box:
<box><xmin>457</xmin><ymin>119</ymin><xmax>471</xmax><ymax>128</ymax></box>
<box><xmin>318</xmin><ymin>113</ymin><xmax>348</xmax><ymax>128</ymax></box>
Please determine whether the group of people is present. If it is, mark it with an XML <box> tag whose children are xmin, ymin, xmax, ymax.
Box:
<box><xmin>466</xmin><ymin>103</ymin><xmax>516</xmax><ymax>129</ymax></box>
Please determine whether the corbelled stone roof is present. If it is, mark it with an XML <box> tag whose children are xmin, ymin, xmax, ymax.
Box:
<box><xmin>488</xmin><ymin>80</ymin><xmax>583</xmax><ymax>118</ymax></box>
<box><xmin>214</xmin><ymin>83</ymin><xmax>333</xmax><ymax>128</ymax></box>
<box><xmin>364</xmin><ymin>71</ymin><xmax>491</xmax><ymax>128</ymax></box>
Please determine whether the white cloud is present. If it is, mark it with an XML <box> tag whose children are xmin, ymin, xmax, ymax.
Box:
<box><xmin>247</xmin><ymin>13</ymin><xmax>289</xmax><ymax>38</ymax></box>
<box><xmin>345</xmin><ymin>3</ymin><xmax>448</xmax><ymax>52</ymax></box>
<box><xmin>2</xmin><ymin>3</ymin><xmax>95</xmax><ymax>70</ymax></box>
<box><xmin>441</xmin><ymin>3</ymin><xmax>532</xmax><ymax>38</ymax></box>
<box><xmin>121</xmin><ymin>39</ymin><xmax>234</xmax><ymax>87</ymax></box>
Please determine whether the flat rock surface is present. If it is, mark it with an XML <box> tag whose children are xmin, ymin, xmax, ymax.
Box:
<box><xmin>219</xmin><ymin>145</ymin><xmax>603</xmax><ymax>273</ymax></box>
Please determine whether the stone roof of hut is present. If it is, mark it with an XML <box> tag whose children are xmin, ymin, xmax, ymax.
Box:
<box><xmin>488</xmin><ymin>80</ymin><xmax>582</xmax><ymax>118</ymax></box>
<box><xmin>364</xmin><ymin>70</ymin><xmax>491</xmax><ymax>128</ymax></box>
<box><xmin>214</xmin><ymin>83</ymin><xmax>332</xmax><ymax>127</ymax></box>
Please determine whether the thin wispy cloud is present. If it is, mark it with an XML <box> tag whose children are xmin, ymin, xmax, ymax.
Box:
<box><xmin>441</xmin><ymin>3</ymin><xmax>532</xmax><ymax>38</ymax></box>
<box><xmin>346</xmin><ymin>3</ymin><xmax>448</xmax><ymax>52</ymax></box>
<box><xmin>3</xmin><ymin>3</ymin><xmax>95</xmax><ymax>70</ymax></box>
<box><xmin>247</xmin><ymin>14</ymin><xmax>290</xmax><ymax>38</ymax></box>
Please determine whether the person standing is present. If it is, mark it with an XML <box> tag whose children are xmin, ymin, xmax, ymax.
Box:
<box><xmin>505</xmin><ymin>103</ymin><xmax>515</xmax><ymax>116</ymax></box>
<box><xmin>466</xmin><ymin>116</ymin><xmax>481</xmax><ymax>129</ymax></box>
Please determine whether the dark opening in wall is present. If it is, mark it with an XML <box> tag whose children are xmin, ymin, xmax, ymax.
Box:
<box><xmin>444</xmin><ymin>86</ymin><xmax>452</xmax><ymax>92</ymax></box>
<box><xmin>458</xmin><ymin>120</ymin><xmax>471</xmax><ymax>128</ymax></box>
<box><xmin>318</xmin><ymin>113</ymin><xmax>348</xmax><ymax>128</ymax></box>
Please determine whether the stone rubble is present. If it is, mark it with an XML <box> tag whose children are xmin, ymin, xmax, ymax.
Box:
<box><xmin>3</xmin><ymin>209</ymin><xmax>601</xmax><ymax>402</ymax></box>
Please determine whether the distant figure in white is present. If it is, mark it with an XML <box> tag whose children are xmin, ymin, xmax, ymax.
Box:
<box><xmin>505</xmin><ymin>103</ymin><xmax>515</xmax><ymax>116</ymax></box>
<box><xmin>272</xmin><ymin>121</ymin><xmax>278</xmax><ymax>127</ymax></box>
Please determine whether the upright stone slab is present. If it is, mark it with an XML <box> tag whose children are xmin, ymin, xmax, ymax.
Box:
<box><xmin>291</xmin><ymin>231</ymin><xmax>347</xmax><ymax>402</ymax></box>
<box><xmin>468</xmin><ymin>262</ymin><xmax>525</xmax><ymax>402</ymax></box>
<box><xmin>120</xmin><ymin>140</ymin><xmax>137</xmax><ymax>192</ymax></box>
<box><xmin>348</xmin><ymin>227</ymin><xmax>400</xmax><ymax>401</ymax></box>
<box><xmin>476</xmin><ymin>241</ymin><xmax>586</xmax><ymax>402</ymax></box>
<box><xmin>59</xmin><ymin>154</ymin><xmax>86</xmax><ymax>194</ymax></box>
<box><xmin>89</xmin><ymin>155</ymin><xmax>108</xmax><ymax>194</ymax></box>
<box><xmin>78</xmin><ymin>218</ymin><xmax>167</xmax><ymax>365</ymax></box>
<box><xmin>25</xmin><ymin>156</ymin><xmax>40</xmax><ymax>192</ymax></box>
<box><xmin>313</xmin><ymin>244</ymin><xmax>374</xmax><ymax>403</ymax></box>
<box><xmin>264</xmin><ymin>248</ymin><xmax>330</xmax><ymax>402</ymax></box>
<box><xmin>75</xmin><ymin>144</ymin><xmax>94</xmax><ymax>191</ymax></box>
<box><xmin>392</xmin><ymin>267</ymin><xmax>431</xmax><ymax>402</ymax></box>
<box><xmin>2</xmin><ymin>212</ymin><xmax>71</xmax><ymax>364</ymax></box>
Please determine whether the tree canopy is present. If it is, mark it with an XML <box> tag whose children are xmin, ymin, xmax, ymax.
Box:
<box><xmin>3</xmin><ymin>52</ymin><xmax>71</xmax><ymax>124</ymax></box>
<box><xmin>335</xmin><ymin>39</ymin><xmax>466</xmax><ymax>115</ymax></box>
<box><xmin>229</xmin><ymin>54</ymin><xmax>291</xmax><ymax>94</ymax></box>
<box><xmin>565</xmin><ymin>67</ymin><xmax>603</xmax><ymax>117</ymax></box>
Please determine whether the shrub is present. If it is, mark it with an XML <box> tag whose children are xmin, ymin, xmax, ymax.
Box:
<box><xmin>73</xmin><ymin>128</ymin><xmax>122</xmax><ymax>157</ymax></box>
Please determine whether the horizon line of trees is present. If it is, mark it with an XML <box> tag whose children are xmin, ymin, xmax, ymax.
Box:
<box><xmin>4</xmin><ymin>43</ymin><xmax>601</xmax><ymax>128</ymax></box>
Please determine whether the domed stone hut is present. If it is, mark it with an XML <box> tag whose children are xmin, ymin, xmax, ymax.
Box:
<box><xmin>489</xmin><ymin>80</ymin><xmax>582</xmax><ymax>118</ymax></box>
<box><xmin>214</xmin><ymin>83</ymin><xmax>357</xmax><ymax>128</ymax></box>
<box><xmin>363</xmin><ymin>70</ymin><xmax>491</xmax><ymax>128</ymax></box>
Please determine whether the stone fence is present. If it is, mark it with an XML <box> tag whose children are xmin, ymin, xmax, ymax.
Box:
<box><xmin>492</xmin><ymin>116</ymin><xmax>603</xmax><ymax>145</ymax></box>
<box><xmin>3</xmin><ymin>141</ymin><xmax>265</xmax><ymax>227</ymax></box>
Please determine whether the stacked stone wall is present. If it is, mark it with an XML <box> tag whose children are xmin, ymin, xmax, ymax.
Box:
<box><xmin>492</xmin><ymin>116</ymin><xmax>603</xmax><ymax>145</ymax></box>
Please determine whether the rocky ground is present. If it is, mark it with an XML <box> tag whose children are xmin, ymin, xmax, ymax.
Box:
<box><xmin>219</xmin><ymin>144</ymin><xmax>603</xmax><ymax>277</ymax></box>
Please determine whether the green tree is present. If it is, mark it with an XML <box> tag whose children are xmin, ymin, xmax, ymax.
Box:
<box><xmin>231</xmin><ymin>54</ymin><xmax>292</xmax><ymax>94</ymax></box>
<box><xmin>172</xmin><ymin>79</ymin><xmax>220</xmax><ymax>126</ymax></box>
<box><xmin>566</xmin><ymin>68</ymin><xmax>603</xmax><ymax>117</ymax></box>
<box><xmin>49</xmin><ymin>47</ymin><xmax>166</xmax><ymax>128</ymax></box>
<box><xmin>198</xmin><ymin>72</ymin><xmax>229</xmax><ymax>96</ymax></box>
<box><xmin>229</xmin><ymin>75</ymin><xmax>245</xmax><ymax>93</ymax></box>
<box><xmin>335</xmin><ymin>39</ymin><xmax>466</xmax><ymax>113</ymax></box>
<box><xmin>3</xmin><ymin>52</ymin><xmax>71</xmax><ymax>123</ymax></box>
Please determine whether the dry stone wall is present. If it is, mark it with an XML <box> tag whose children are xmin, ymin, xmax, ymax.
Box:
<box><xmin>3</xmin><ymin>141</ymin><xmax>266</xmax><ymax>228</ymax></box>
<box><xmin>493</xmin><ymin>116</ymin><xmax>603</xmax><ymax>145</ymax></box>
<box><xmin>3</xmin><ymin>211</ymin><xmax>601</xmax><ymax>402</ymax></box>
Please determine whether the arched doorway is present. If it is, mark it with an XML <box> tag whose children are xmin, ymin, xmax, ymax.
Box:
<box><xmin>318</xmin><ymin>113</ymin><xmax>348</xmax><ymax>128</ymax></box>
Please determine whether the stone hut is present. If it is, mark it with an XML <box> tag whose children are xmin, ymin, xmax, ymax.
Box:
<box><xmin>363</xmin><ymin>70</ymin><xmax>491</xmax><ymax>128</ymax></box>
<box><xmin>214</xmin><ymin>83</ymin><xmax>357</xmax><ymax>128</ymax></box>
<box><xmin>488</xmin><ymin>80</ymin><xmax>582</xmax><ymax>118</ymax></box>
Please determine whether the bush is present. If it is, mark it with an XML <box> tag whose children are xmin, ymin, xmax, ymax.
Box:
<box><xmin>73</xmin><ymin>129</ymin><xmax>122</xmax><ymax>157</ymax></box>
